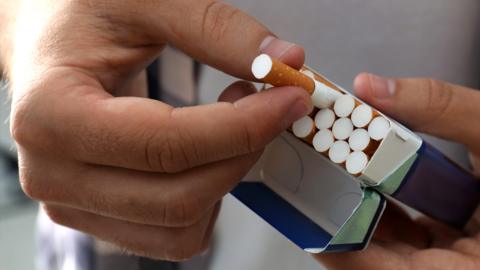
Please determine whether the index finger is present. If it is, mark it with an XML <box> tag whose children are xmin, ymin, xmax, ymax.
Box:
<box><xmin>116</xmin><ymin>0</ymin><xmax>305</xmax><ymax>78</ymax></box>
<box><xmin>16</xmin><ymin>80</ymin><xmax>311</xmax><ymax>172</ymax></box>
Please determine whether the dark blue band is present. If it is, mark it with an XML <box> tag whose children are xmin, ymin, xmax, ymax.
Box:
<box><xmin>231</xmin><ymin>182</ymin><xmax>333</xmax><ymax>250</ymax></box>
<box><xmin>394</xmin><ymin>142</ymin><xmax>480</xmax><ymax>228</ymax></box>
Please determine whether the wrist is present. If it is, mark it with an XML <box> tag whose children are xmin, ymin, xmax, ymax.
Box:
<box><xmin>0</xmin><ymin>1</ymin><xmax>20</xmax><ymax>77</ymax></box>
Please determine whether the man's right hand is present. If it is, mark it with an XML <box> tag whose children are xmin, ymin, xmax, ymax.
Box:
<box><xmin>3</xmin><ymin>0</ymin><xmax>312</xmax><ymax>261</ymax></box>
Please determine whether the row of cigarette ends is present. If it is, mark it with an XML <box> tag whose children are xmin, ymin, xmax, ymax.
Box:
<box><xmin>252</xmin><ymin>54</ymin><xmax>392</xmax><ymax>176</ymax></box>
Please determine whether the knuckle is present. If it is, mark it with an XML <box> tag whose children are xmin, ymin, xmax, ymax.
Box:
<box><xmin>10</xmin><ymin>97</ymin><xmax>39</xmax><ymax>148</ymax></box>
<box><xmin>10</xmin><ymin>88</ymin><xmax>58</xmax><ymax>151</ymax></box>
<box><xmin>120</xmin><ymin>194</ymin><xmax>159</xmax><ymax>225</ymax></box>
<box><xmin>10</xmin><ymin>113</ymin><xmax>28</xmax><ymax>146</ymax></box>
<box><xmin>201</xmin><ymin>1</ymin><xmax>239</xmax><ymax>42</ymax></box>
<box><xmin>43</xmin><ymin>205</ymin><xmax>67</xmax><ymax>225</ymax></box>
<box><xmin>237</xmin><ymin>114</ymin><xmax>266</xmax><ymax>154</ymax></box>
<box><xmin>17</xmin><ymin>157</ymin><xmax>68</xmax><ymax>203</ymax></box>
<box><xmin>163</xmin><ymin>193</ymin><xmax>203</xmax><ymax>227</ymax></box>
<box><xmin>146</xmin><ymin>133</ymin><xmax>175</xmax><ymax>172</ymax></box>
<box><xmin>243</xmin><ymin>122</ymin><xmax>264</xmax><ymax>153</ymax></box>
<box><xmin>164</xmin><ymin>233</ymin><xmax>206</xmax><ymax>261</ymax></box>
<box><xmin>122</xmin><ymin>188</ymin><xmax>204</xmax><ymax>227</ymax></box>
<box><xmin>152</xmin><ymin>131</ymin><xmax>188</xmax><ymax>173</ymax></box>
<box><xmin>425</xmin><ymin>79</ymin><xmax>453</xmax><ymax>112</ymax></box>
<box><xmin>18</xmin><ymin>167</ymin><xmax>50</xmax><ymax>201</ymax></box>
<box><xmin>147</xmin><ymin>111</ymin><xmax>199</xmax><ymax>173</ymax></box>
<box><xmin>423</xmin><ymin>78</ymin><xmax>454</xmax><ymax>127</ymax></box>
<box><xmin>84</xmin><ymin>189</ymin><xmax>112</xmax><ymax>216</ymax></box>
<box><xmin>18</xmin><ymin>172</ymin><xmax>37</xmax><ymax>200</ymax></box>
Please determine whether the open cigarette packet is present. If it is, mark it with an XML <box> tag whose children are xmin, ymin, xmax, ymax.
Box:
<box><xmin>230</xmin><ymin>54</ymin><xmax>480</xmax><ymax>253</ymax></box>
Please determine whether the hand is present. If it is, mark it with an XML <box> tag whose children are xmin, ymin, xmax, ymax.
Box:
<box><xmin>316</xmin><ymin>73</ymin><xmax>480</xmax><ymax>269</ymax></box>
<box><xmin>4</xmin><ymin>0</ymin><xmax>312</xmax><ymax>261</ymax></box>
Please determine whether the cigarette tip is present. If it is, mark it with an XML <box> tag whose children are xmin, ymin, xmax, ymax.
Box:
<box><xmin>251</xmin><ymin>54</ymin><xmax>272</xmax><ymax>79</ymax></box>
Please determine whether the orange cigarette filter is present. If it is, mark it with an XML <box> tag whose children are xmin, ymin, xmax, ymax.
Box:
<box><xmin>251</xmin><ymin>54</ymin><xmax>315</xmax><ymax>95</ymax></box>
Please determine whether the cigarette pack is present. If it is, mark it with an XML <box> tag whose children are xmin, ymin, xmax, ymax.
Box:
<box><xmin>230</xmin><ymin>61</ymin><xmax>480</xmax><ymax>253</ymax></box>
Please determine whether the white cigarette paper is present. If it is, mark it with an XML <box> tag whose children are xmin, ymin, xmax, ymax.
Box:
<box><xmin>313</xmin><ymin>129</ymin><xmax>335</xmax><ymax>153</ymax></box>
<box><xmin>292</xmin><ymin>116</ymin><xmax>315</xmax><ymax>138</ymax></box>
<box><xmin>311</xmin><ymin>81</ymin><xmax>342</xmax><ymax>109</ymax></box>
<box><xmin>368</xmin><ymin>116</ymin><xmax>391</xmax><ymax>141</ymax></box>
<box><xmin>315</xmin><ymin>109</ymin><xmax>336</xmax><ymax>129</ymax></box>
<box><xmin>302</xmin><ymin>70</ymin><xmax>315</xmax><ymax>78</ymax></box>
<box><xmin>329</xmin><ymin>141</ymin><xmax>351</xmax><ymax>164</ymax></box>
<box><xmin>252</xmin><ymin>54</ymin><xmax>315</xmax><ymax>94</ymax></box>
<box><xmin>351</xmin><ymin>104</ymin><xmax>373</xmax><ymax>128</ymax></box>
<box><xmin>301</xmin><ymin>70</ymin><xmax>341</xmax><ymax>108</ymax></box>
<box><xmin>348</xmin><ymin>129</ymin><xmax>371</xmax><ymax>151</ymax></box>
<box><xmin>332</xmin><ymin>118</ymin><xmax>354</xmax><ymax>141</ymax></box>
<box><xmin>334</xmin><ymin>95</ymin><xmax>356</xmax><ymax>117</ymax></box>
<box><xmin>346</xmin><ymin>151</ymin><xmax>369</xmax><ymax>175</ymax></box>
<box><xmin>252</xmin><ymin>55</ymin><xmax>342</xmax><ymax>108</ymax></box>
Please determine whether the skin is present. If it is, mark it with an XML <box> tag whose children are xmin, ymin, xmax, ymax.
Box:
<box><xmin>0</xmin><ymin>0</ymin><xmax>313</xmax><ymax>261</ymax></box>
<box><xmin>316</xmin><ymin>73</ymin><xmax>480</xmax><ymax>270</ymax></box>
<box><xmin>2</xmin><ymin>0</ymin><xmax>479</xmax><ymax>267</ymax></box>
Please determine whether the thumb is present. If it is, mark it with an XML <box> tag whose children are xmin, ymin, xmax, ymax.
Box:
<box><xmin>139</xmin><ymin>0</ymin><xmax>304</xmax><ymax>79</ymax></box>
<box><xmin>354</xmin><ymin>73</ymin><xmax>480</xmax><ymax>153</ymax></box>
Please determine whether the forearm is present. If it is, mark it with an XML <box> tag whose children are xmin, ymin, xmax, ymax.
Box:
<box><xmin>0</xmin><ymin>0</ymin><xmax>20</xmax><ymax>77</ymax></box>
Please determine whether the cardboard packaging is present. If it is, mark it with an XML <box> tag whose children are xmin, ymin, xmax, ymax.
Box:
<box><xmin>231</xmin><ymin>64</ymin><xmax>480</xmax><ymax>253</ymax></box>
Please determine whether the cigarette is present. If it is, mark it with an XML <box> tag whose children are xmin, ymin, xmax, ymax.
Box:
<box><xmin>252</xmin><ymin>54</ymin><xmax>315</xmax><ymax>95</ymax></box>
<box><xmin>333</xmin><ymin>95</ymin><xmax>356</xmax><ymax>118</ymax></box>
<box><xmin>328</xmin><ymin>141</ymin><xmax>351</xmax><ymax>164</ymax></box>
<box><xmin>292</xmin><ymin>115</ymin><xmax>316</xmax><ymax>141</ymax></box>
<box><xmin>346</xmin><ymin>151</ymin><xmax>369</xmax><ymax>175</ymax></box>
<box><xmin>348</xmin><ymin>129</ymin><xmax>371</xmax><ymax>152</ymax></box>
<box><xmin>314</xmin><ymin>108</ymin><xmax>336</xmax><ymax>129</ymax></box>
<box><xmin>332</xmin><ymin>118</ymin><xmax>354</xmax><ymax>141</ymax></box>
<box><xmin>302</xmin><ymin>68</ymin><xmax>342</xmax><ymax>108</ymax></box>
<box><xmin>251</xmin><ymin>54</ymin><xmax>341</xmax><ymax>108</ymax></box>
<box><xmin>351</xmin><ymin>104</ymin><xmax>373</xmax><ymax>128</ymax></box>
<box><xmin>368</xmin><ymin>116</ymin><xmax>391</xmax><ymax>141</ymax></box>
<box><xmin>311</xmin><ymin>82</ymin><xmax>342</xmax><ymax>109</ymax></box>
<box><xmin>313</xmin><ymin>129</ymin><xmax>335</xmax><ymax>153</ymax></box>
<box><xmin>302</xmin><ymin>70</ymin><xmax>315</xmax><ymax>79</ymax></box>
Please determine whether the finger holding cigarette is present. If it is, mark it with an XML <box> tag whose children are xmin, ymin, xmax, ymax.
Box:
<box><xmin>252</xmin><ymin>54</ymin><xmax>315</xmax><ymax>94</ymax></box>
<box><xmin>251</xmin><ymin>54</ymin><xmax>340</xmax><ymax>108</ymax></box>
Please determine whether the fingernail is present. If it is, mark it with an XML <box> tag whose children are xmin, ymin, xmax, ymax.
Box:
<box><xmin>285</xmin><ymin>99</ymin><xmax>312</xmax><ymax>127</ymax></box>
<box><xmin>369</xmin><ymin>74</ymin><xmax>395</xmax><ymax>99</ymax></box>
<box><xmin>259</xmin><ymin>36</ymin><xmax>297</xmax><ymax>59</ymax></box>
